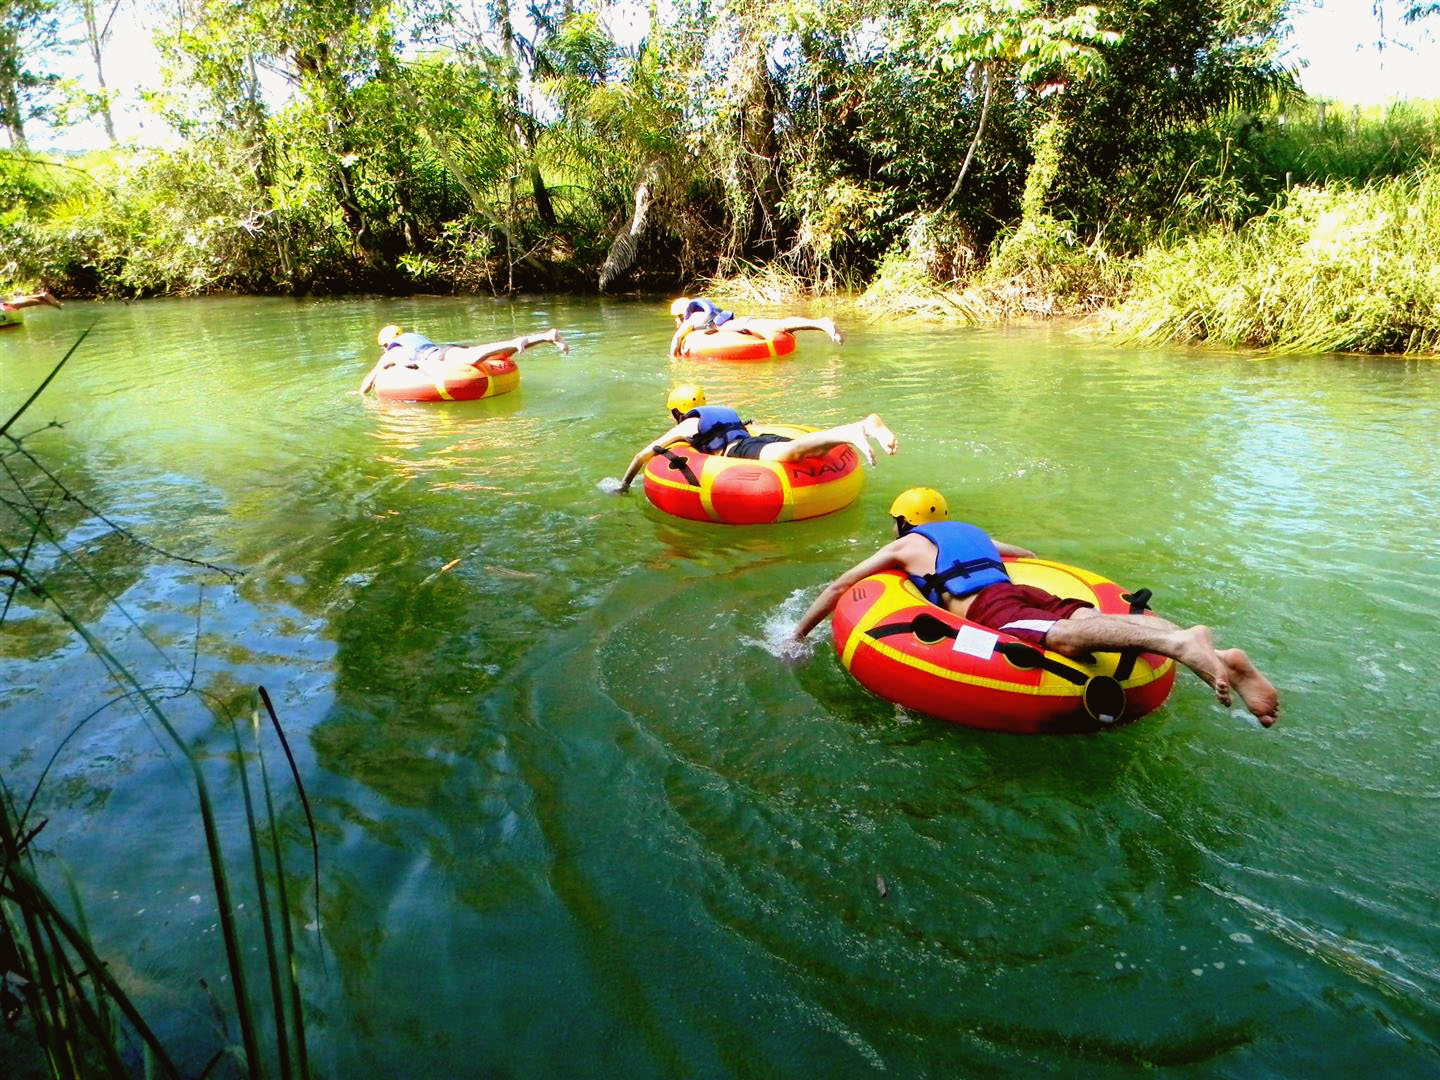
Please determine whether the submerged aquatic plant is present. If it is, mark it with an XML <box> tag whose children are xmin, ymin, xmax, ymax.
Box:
<box><xmin>1</xmin><ymin>337</ymin><xmax>321</xmax><ymax>1077</ymax></box>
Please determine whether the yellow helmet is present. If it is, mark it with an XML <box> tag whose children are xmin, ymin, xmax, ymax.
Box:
<box><xmin>377</xmin><ymin>324</ymin><xmax>403</xmax><ymax>346</ymax></box>
<box><xmin>889</xmin><ymin>487</ymin><xmax>948</xmax><ymax>526</ymax></box>
<box><xmin>666</xmin><ymin>383</ymin><xmax>706</xmax><ymax>413</ymax></box>
<box><xmin>669</xmin><ymin>297</ymin><xmax>691</xmax><ymax>317</ymax></box>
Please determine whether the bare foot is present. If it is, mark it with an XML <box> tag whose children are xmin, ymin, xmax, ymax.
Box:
<box><xmin>1218</xmin><ymin>648</ymin><xmax>1279</xmax><ymax>726</ymax></box>
<box><xmin>1172</xmin><ymin>625</ymin><xmax>1231</xmax><ymax>707</ymax></box>
<box><xmin>862</xmin><ymin>414</ymin><xmax>898</xmax><ymax>456</ymax></box>
<box><xmin>546</xmin><ymin>328</ymin><xmax>570</xmax><ymax>354</ymax></box>
<box><xmin>844</xmin><ymin>425</ymin><xmax>877</xmax><ymax>466</ymax></box>
<box><xmin>38</xmin><ymin>290</ymin><xmax>62</xmax><ymax>309</ymax></box>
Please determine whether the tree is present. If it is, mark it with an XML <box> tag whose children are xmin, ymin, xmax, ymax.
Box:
<box><xmin>932</xmin><ymin>0</ymin><xmax>1120</xmax><ymax>212</ymax></box>
<box><xmin>1048</xmin><ymin>0</ymin><xmax>1294</xmax><ymax>239</ymax></box>
<box><xmin>166</xmin><ymin>0</ymin><xmax>414</xmax><ymax>279</ymax></box>
<box><xmin>0</xmin><ymin>0</ymin><xmax>63</xmax><ymax>149</ymax></box>
<box><xmin>73</xmin><ymin>0</ymin><xmax>123</xmax><ymax>143</ymax></box>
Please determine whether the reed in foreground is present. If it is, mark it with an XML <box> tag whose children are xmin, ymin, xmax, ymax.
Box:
<box><xmin>2</xmin><ymin>340</ymin><xmax>319</xmax><ymax>1077</ymax></box>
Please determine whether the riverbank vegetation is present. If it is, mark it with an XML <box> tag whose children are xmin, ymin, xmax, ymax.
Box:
<box><xmin>2</xmin><ymin>0</ymin><xmax>1437</xmax><ymax>353</ymax></box>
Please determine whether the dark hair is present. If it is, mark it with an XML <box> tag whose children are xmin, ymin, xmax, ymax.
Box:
<box><xmin>893</xmin><ymin>515</ymin><xmax>913</xmax><ymax>536</ymax></box>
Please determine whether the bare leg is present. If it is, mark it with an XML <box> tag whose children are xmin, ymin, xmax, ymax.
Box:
<box><xmin>1047</xmin><ymin>617</ymin><xmax>1278</xmax><ymax>725</ymax></box>
<box><xmin>731</xmin><ymin>316</ymin><xmax>843</xmax><ymax>344</ymax></box>
<box><xmin>516</xmin><ymin>327</ymin><xmax>569</xmax><ymax>355</ymax></box>
<box><xmin>760</xmin><ymin>414</ymin><xmax>898</xmax><ymax>466</ymax></box>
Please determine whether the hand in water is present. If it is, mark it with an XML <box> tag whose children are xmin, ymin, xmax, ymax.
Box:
<box><xmin>597</xmin><ymin>477</ymin><xmax>625</xmax><ymax>495</ymax></box>
<box><xmin>777</xmin><ymin>635</ymin><xmax>813</xmax><ymax>664</ymax></box>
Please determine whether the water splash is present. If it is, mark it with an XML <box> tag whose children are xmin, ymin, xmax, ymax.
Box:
<box><xmin>596</xmin><ymin>476</ymin><xmax>624</xmax><ymax>495</ymax></box>
<box><xmin>748</xmin><ymin>587</ymin><xmax>829</xmax><ymax>663</ymax></box>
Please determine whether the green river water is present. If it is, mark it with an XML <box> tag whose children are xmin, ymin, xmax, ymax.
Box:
<box><xmin>2</xmin><ymin>296</ymin><xmax>1438</xmax><ymax>1076</ymax></box>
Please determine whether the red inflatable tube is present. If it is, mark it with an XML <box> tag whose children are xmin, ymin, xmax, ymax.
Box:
<box><xmin>832</xmin><ymin>562</ymin><xmax>1177</xmax><ymax>734</ymax></box>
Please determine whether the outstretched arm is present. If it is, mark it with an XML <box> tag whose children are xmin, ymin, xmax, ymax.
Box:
<box><xmin>4</xmin><ymin>291</ymin><xmax>62</xmax><ymax>311</ymax></box>
<box><xmin>792</xmin><ymin>540</ymin><xmax>910</xmax><ymax>642</ymax></box>
<box><xmin>994</xmin><ymin>540</ymin><xmax>1036</xmax><ymax>558</ymax></box>
<box><xmin>509</xmin><ymin>328</ymin><xmax>569</xmax><ymax>356</ymax></box>
<box><xmin>618</xmin><ymin>420</ymin><xmax>695</xmax><ymax>493</ymax></box>
<box><xmin>359</xmin><ymin>352</ymin><xmax>389</xmax><ymax>394</ymax></box>
<box><xmin>668</xmin><ymin>313</ymin><xmax>708</xmax><ymax>357</ymax></box>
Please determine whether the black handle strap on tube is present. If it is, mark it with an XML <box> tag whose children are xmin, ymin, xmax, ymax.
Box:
<box><xmin>866</xmin><ymin>616</ymin><xmax>1089</xmax><ymax>686</ymax></box>
<box><xmin>1112</xmin><ymin>588</ymin><xmax>1154</xmax><ymax>682</ymax></box>
<box><xmin>655</xmin><ymin>446</ymin><xmax>700</xmax><ymax>487</ymax></box>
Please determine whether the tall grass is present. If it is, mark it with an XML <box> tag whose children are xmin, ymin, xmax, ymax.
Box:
<box><xmin>701</xmin><ymin>260</ymin><xmax>841</xmax><ymax>305</ymax></box>
<box><xmin>1</xmin><ymin>339</ymin><xmax>320</xmax><ymax>1076</ymax></box>
<box><xmin>1103</xmin><ymin>164</ymin><xmax>1440</xmax><ymax>354</ymax></box>
<box><xmin>1247</xmin><ymin>99</ymin><xmax>1440</xmax><ymax>190</ymax></box>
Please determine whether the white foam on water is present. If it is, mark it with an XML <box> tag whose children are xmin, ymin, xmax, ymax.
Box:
<box><xmin>596</xmin><ymin>476</ymin><xmax>624</xmax><ymax>495</ymax></box>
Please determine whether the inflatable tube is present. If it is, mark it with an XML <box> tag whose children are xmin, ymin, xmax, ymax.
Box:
<box><xmin>373</xmin><ymin>354</ymin><xmax>520</xmax><ymax>402</ymax></box>
<box><xmin>643</xmin><ymin>423</ymin><xmax>863</xmax><ymax>524</ymax></box>
<box><xmin>680</xmin><ymin>329</ymin><xmax>797</xmax><ymax>362</ymax></box>
<box><xmin>0</xmin><ymin>309</ymin><xmax>23</xmax><ymax>329</ymax></box>
<box><xmin>832</xmin><ymin>560</ymin><xmax>1176</xmax><ymax>734</ymax></box>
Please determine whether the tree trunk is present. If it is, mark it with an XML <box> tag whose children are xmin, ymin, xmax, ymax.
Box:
<box><xmin>1019</xmin><ymin>112</ymin><xmax>1068</xmax><ymax>226</ymax></box>
<box><xmin>940</xmin><ymin>63</ymin><xmax>992</xmax><ymax>210</ymax></box>
<box><xmin>598</xmin><ymin>160</ymin><xmax>660</xmax><ymax>292</ymax></box>
<box><xmin>530</xmin><ymin>161</ymin><xmax>556</xmax><ymax>227</ymax></box>
<box><xmin>81</xmin><ymin>0</ymin><xmax>118</xmax><ymax>144</ymax></box>
<box><xmin>0</xmin><ymin>32</ymin><xmax>27</xmax><ymax>149</ymax></box>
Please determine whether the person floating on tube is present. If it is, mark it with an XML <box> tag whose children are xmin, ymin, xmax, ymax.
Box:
<box><xmin>790</xmin><ymin>487</ymin><xmax>1279</xmax><ymax>726</ymax></box>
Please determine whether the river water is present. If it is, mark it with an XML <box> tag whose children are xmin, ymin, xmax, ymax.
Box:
<box><xmin>2</xmin><ymin>297</ymin><xmax>1438</xmax><ymax>1076</ymax></box>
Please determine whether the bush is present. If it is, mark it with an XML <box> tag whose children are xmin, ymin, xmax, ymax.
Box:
<box><xmin>979</xmin><ymin>214</ymin><xmax>1128</xmax><ymax>316</ymax></box>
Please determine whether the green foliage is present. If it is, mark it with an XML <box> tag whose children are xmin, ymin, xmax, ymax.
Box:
<box><xmin>1045</xmin><ymin>0</ymin><xmax>1297</xmax><ymax>243</ymax></box>
<box><xmin>983</xmin><ymin>212</ymin><xmax>1127</xmax><ymax>313</ymax></box>
<box><xmin>1099</xmin><ymin>98</ymin><xmax>1440</xmax><ymax>250</ymax></box>
<box><xmin>0</xmin><ymin>149</ymin><xmax>76</xmax><ymax>217</ymax></box>
<box><xmin>1105</xmin><ymin>163</ymin><xmax>1440</xmax><ymax>353</ymax></box>
<box><xmin>858</xmin><ymin>243</ymin><xmax>989</xmax><ymax>321</ymax></box>
<box><xmin>0</xmin><ymin>0</ymin><xmax>64</xmax><ymax>146</ymax></box>
<box><xmin>1235</xmin><ymin>99</ymin><xmax>1440</xmax><ymax>189</ymax></box>
<box><xmin>4</xmin><ymin>0</ymin><xmax>1434</xmax><ymax>355</ymax></box>
<box><xmin>934</xmin><ymin>0</ymin><xmax>1121</xmax><ymax>80</ymax></box>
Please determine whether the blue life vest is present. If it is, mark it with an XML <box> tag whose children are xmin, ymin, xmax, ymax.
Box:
<box><xmin>683</xmin><ymin>298</ymin><xmax>734</xmax><ymax>328</ymax></box>
<box><xmin>385</xmin><ymin>332</ymin><xmax>444</xmax><ymax>366</ymax></box>
<box><xmin>684</xmin><ymin>405</ymin><xmax>749</xmax><ymax>454</ymax></box>
<box><xmin>908</xmin><ymin>522</ymin><xmax>1011</xmax><ymax>605</ymax></box>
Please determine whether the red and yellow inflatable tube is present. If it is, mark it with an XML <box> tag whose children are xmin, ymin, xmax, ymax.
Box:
<box><xmin>832</xmin><ymin>560</ymin><xmax>1176</xmax><ymax>734</ymax></box>
<box><xmin>373</xmin><ymin>355</ymin><xmax>520</xmax><ymax>402</ymax></box>
<box><xmin>680</xmin><ymin>328</ymin><xmax>797</xmax><ymax>361</ymax></box>
<box><xmin>643</xmin><ymin>424</ymin><xmax>862</xmax><ymax>525</ymax></box>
